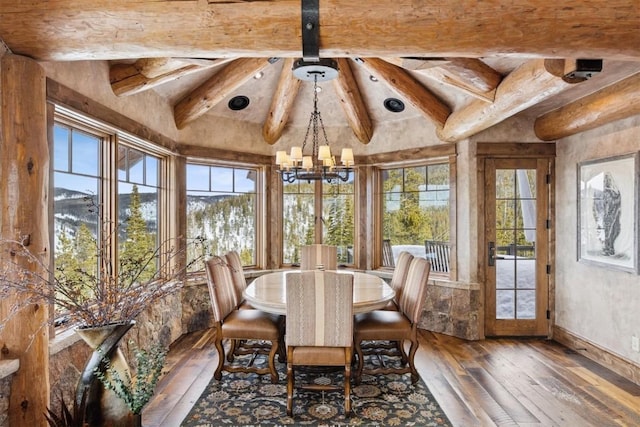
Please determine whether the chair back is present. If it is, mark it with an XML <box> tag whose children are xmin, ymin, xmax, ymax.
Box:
<box><xmin>225</xmin><ymin>250</ymin><xmax>246</xmax><ymax>300</ymax></box>
<box><xmin>300</xmin><ymin>244</ymin><xmax>338</xmax><ymax>270</ymax></box>
<box><xmin>205</xmin><ymin>256</ymin><xmax>238</xmax><ymax>322</ymax></box>
<box><xmin>398</xmin><ymin>257</ymin><xmax>431</xmax><ymax>324</ymax></box>
<box><xmin>389</xmin><ymin>251</ymin><xmax>414</xmax><ymax>300</ymax></box>
<box><xmin>286</xmin><ymin>271</ymin><xmax>353</xmax><ymax>347</ymax></box>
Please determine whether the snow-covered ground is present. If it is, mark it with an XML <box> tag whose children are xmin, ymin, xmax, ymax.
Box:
<box><xmin>389</xmin><ymin>244</ymin><xmax>535</xmax><ymax>319</ymax></box>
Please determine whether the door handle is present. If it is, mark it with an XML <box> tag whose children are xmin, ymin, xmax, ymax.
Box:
<box><xmin>488</xmin><ymin>241</ymin><xmax>496</xmax><ymax>266</ymax></box>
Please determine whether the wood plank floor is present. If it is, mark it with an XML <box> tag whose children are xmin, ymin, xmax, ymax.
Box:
<box><xmin>143</xmin><ymin>329</ymin><xmax>640</xmax><ymax>426</ymax></box>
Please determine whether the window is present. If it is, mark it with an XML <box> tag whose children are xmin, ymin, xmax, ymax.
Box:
<box><xmin>53</xmin><ymin>124</ymin><xmax>102</xmax><ymax>309</ymax></box>
<box><xmin>382</xmin><ymin>163</ymin><xmax>450</xmax><ymax>270</ymax></box>
<box><xmin>118</xmin><ymin>146</ymin><xmax>160</xmax><ymax>281</ymax></box>
<box><xmin>282</xmin><ymin>175</ymin><xmax>356</xmax><ymax>266</ymax></box>
<box><xmin>52</xmin><ymin>117</ymin><xmax>168</xmax><ymax>321</ymax></box>
<box><xmin>186</xmin><ymin>163</ymin><xmax>258</xmax><ymax>269</ymax></box>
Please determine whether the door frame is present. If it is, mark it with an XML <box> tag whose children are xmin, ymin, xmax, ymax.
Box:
<box><xmin>476</xmin><ymin>143</ymin><xmax>555</xmax><ymax>338</ymax></box>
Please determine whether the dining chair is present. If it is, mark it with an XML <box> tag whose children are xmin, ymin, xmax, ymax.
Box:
<box><xmin>300</xmin><ymin>244</ymin><xmax>338</xmax><ymax>270</ymax></box>
<box><xmin>205</xmin><ymin>256</ymin><xmax>284</xmax><ymax>383</ymax></box>
<box><xmin>285</xmin><ymin>270</ymin><xmax>354</xmax><ymax>416</ymax></box>
<box><xmin>383</xmin><ymin>251</ymin><xmax>414</xmax><ymax>311</ymax></box>
<box><xmin>225</xmin><ymin>250</ymin><xmax>253</xmax><ymax>309</ymax></box>
<box><xmin>353</xmin><ymin>257</ymin><xmax>431</xmax><ymax>384</ymax></box>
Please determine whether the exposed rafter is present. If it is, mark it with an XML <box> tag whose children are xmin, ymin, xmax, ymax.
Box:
<box><xmin>534</xmin><ymin>72</ymin><xmax>640</xmax><ymax>141</ymax></box>
<box><xmin>1</xmin><ymin>1</ymin><xmax>639</xmax><ymax>61</ymax></box>
<box><xmin>437</xmin><ymin>59</ymin><xmax>582</xmax><ymax>142</ymax></box>
<box><xmin>356</xmin><ymin>57</ymin><xmax>451</xmax><ymax>130</ymax></box>
<box><xmin>110</xmin><ymin>58</ymin><xmax>233</xmax><ymax>97</ymax></box>
<box><xmin>174</xmin><ymin>58</ymin><xmax>275</xmax><ymax>130</ymax></box>
<box><xmin>262</xmin><ymin>58</ymin><xmax>302</xmax><ymax>145</ymax></box>
<box><xmin>332</xmin><ymin>58</ymin><xmax>373</xmax><ymax>145</ymax></box>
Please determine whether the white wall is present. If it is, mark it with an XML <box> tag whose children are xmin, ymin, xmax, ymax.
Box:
<box><xmin>556</xmin><ymin>114</ymin><xmax>640</xmax><ymax>364</ymax></box>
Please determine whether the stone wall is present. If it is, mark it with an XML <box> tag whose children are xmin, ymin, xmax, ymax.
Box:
<box><xmin>48</xmin><ymin>286</ymin><xmax>213</xmax><ymax>416</ymax></box>
<box><xmin>419</xmin><ymin>280</ymin><xmax>481</xmax><ymax>340</ymax></box>
<box><xmin>0</xmin><ymin>376</ymin><xmax>11</xmax><ymax>427</ymax></box>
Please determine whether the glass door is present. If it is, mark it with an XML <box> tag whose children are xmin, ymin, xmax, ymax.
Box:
<box><xmin>485</xmin><ymin>158</ymin><xmax>550</xmax><ymax>336</ymax></box>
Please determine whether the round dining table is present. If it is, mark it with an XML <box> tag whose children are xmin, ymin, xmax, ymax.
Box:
<box><xmin>243</xmin><ymin>270</ymin><xmax>395</xmax><ymax>315</ymax></box>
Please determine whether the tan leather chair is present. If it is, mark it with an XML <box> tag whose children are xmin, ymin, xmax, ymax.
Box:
<box><xmin>353</xmin><ymin>257</ymin><xmax>431</xmax><ymax>384</ymax></box>
<box><xmin>300</xmin><ymin>244</ymin><xmax>338</xmax><ymax>270</ymax></box>
<box><xmin>383</xmin><ymin>251</ymin><xmax>414</xmax><ymax>311</ymax></box>
<box><xmin>205</xmin><ymin>256</ymin><xmax>284</xmax><ymax>383</ymax></box>
<box><xmin>225</xmin><ymin>250</ymin><xmax>253</xmax><ymax>309</ymax></box>
<box><xmin>285</xmin><ymin>271</ymin><xmax>354</xmax><ymax>416</ymax></box>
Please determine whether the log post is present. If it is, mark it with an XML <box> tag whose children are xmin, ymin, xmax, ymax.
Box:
<box><xmin>0</xmin><ymin>53</ymin><xmax>50</xmax><ymax>426</ymax></box>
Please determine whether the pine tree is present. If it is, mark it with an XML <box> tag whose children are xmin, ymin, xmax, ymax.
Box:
<box><xmin>120</xmin><ymin>185</ymin><xmax>157</xmax><ymax>284</ymax></box>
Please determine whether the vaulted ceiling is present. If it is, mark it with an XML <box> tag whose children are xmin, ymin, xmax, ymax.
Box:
<box><xmin>2</xmin><ymin>1</ymin><xmax>640</xmax><ymax>149</ymax></box>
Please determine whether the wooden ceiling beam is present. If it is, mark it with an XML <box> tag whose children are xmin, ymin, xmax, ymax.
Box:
<box><xmin>534</xmin><ymin>72</ymin><xmax>640</xmax><ymax>141</ymax></box>
<box><xmin>356</xmin><ymin>58</ymin><xmax>451</xmax><ymax>129</ymax></box>
<box><xmin>332</xmin><ymin>58</ymin><xmax>373</xmax><ymax>145</ymax></box>
<box><xmin>110</xmin><ymin>58</ymin><xmax>233</xmax><ymax>97</ymax></box>
<box><xmin>437</xmin><ymin>59</ymin><xmax>579</xmax><ymax>142</ymax></box>
<box><xmin>440</xmin><ymin>58</ymin><xmax>502</xmax><ymax>94</ymax></box>
<box><xmin>262</xmin><ymin>59</ymin><xmax>301</xmax><ymax>145</ymax></box>
<box><xmin>2</xmin><ymin>1</ymin><xmax>639</xmax><ymax>60</ymax></box>
<box><xmin>174</xmin><ymin>58</ymin><xmax>273</xmax><ymax>130</ymax></box>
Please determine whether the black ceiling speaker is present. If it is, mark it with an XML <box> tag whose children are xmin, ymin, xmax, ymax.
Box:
<box><xmin>228</xmin><ymin>96</ymin><xmax>250</xmax><ymax>111</ymax></box>
<box><xmin>384</xmin><ymin>98</ymin><xmax>405</xmax><ymax>113</ymax></box>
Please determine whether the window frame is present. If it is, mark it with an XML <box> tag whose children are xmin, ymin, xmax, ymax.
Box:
<box><xmin>280</xmin><ymin>172</ymin><xmax>358</xmax><ymax>268</ymax></box>
<box><xmin>185</xmin><ymin>158</ymin><xmax>265</xmax><ymax>270</ymax></box>
<box><xmin>376</xmin><ymin>156</ymin><xmax>456</xmax><ymax>279</ymax></box>
<box><xmin>51</xmin><ymin>106</ymin><xmax>174</xmax><ymax>328</ymax></box>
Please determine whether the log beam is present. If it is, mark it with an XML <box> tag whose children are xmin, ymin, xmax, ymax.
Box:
<box><xmin>1</xmin><ymin>1</ymin><xmax>639</xmax><ymax>61</ymax></box>
<box><xmin>332</xmin><ymin>58</ymin><xmax>373</xmax><ymax>145</ymax></box>
<box><xmin>437</xmin><ymin>59</ymin><xmax>578</xmax><ymax>142</ymax></box>
<box><xmin>174</xmin><ymin>58</ymin><xmax>274</xmax><ymax>130</ymax></box>
<box><xmin>534</xmin><ymin>72</ymin><xmax>640</xmax><ymax>141</ymax></box>
<box><xmin>110</xmin><ymin>57</ymin><xmax>233</xmax><ymax>97</ymax></box>
<box><xmin>356</xmin><ymin>57</ymin><xmax>451</xmax><ymax>130</ymax></box>
<box><xmin>0</xmin><ymin>53</ymin><xmax>50</xmax><ymax>427</ymax></box>
<box><xmin>262</xmin><ymin>59</ymin><xmax>301</xmax><ymax>145</ymax></box>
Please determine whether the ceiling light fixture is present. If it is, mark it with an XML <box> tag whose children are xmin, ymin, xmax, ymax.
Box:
<box><xmin>274</xmin><ymin>0</ymin><xmax>354</xmax><ymax>184</ymax></box>
<box><xmin>275</xmin><ymin>64</ymin><xmax>354</xmax><ymax>183</ymax></box>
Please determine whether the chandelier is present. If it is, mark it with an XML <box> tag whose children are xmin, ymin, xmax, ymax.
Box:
<box><xmin>275</xmin><ymin>59</ymin><xmax>354</xmax><ymax>184</ymax></box>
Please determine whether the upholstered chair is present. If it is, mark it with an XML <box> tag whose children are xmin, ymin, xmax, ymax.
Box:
<box><xmin>300</xmin><ymin>244</ymin><xmax>338</xmax><ymax>270</ymax></box>
<box><xmin>353</xmin><ymin>257</ymin><xmax>431</xmax><ymax>384</ymax></box>
<box><xmin>225</xmin><ymin>250</ymin><xmax>253</xmax><ymax>309</ymax></box>
<box><xmin>285</xmin><ymin>271</ymin><xmax>354</xmax><ymax>416</ymax></box>
<box><xmin>383</xmin><ymin>251</ymin><xmax>414</xmax><ymax>311</ymax></box>
<box><xmin>205</xmin><ymin>256</ymin><xmax>284</xmax><ymax>383</ymax></box>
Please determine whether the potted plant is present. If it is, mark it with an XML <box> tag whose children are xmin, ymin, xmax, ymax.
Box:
<box><xmin>0</xmin><ymin>195</ymin><xmax>204</xmax><ymax>426</ymax></box>
<box><xmin>93</xmin><ymin>341</ymin><xmax>167</xmax><ymax>427</ymax></box>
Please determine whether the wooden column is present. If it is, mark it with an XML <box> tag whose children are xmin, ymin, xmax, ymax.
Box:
<box><xmin>0</xmin><ymin>53</ymin><xmax>50</xmax><ymax>426</ymax></box>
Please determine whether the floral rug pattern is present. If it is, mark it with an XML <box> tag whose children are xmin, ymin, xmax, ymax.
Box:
<box><xmin>181</xmin><ymin>354</ymin><xmax>452</xmax><ymax>426</ymax></box>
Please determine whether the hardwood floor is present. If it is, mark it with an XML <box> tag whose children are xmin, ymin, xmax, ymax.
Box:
<box><xmin>143</xmin><ymin>329</ymin><xmax>640</xmax><ymax>426</ymax></box>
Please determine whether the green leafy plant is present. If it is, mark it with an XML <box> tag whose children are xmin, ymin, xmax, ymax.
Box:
<box><xmin>93</xmin><ymin>341</ymin><xmax>167</xmax><ymax>415</ymax></box>
<box><xmin>44</xmin><ymin>388</ymin><xmax>88</xmax><ymax>427</ymax></box>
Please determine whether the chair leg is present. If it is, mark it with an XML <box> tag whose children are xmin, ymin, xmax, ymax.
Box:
<box><xmin>214</xmin><ymin>335</ymin><xmax>226</xmax><ymax>381</ymax></box>
<box><xmin>268</xmin><ymin>339</ymin><xmax>280</xmax><ymax>384</ymax></box>
<box><xmin>407</xmin><ymin>337</ymin><xmax>420</xmax><ymax>384</ymax></box>
<box><xmin>227</xmin><ymin>339</ymin><xmax>238</xmax><ymax>362</ymax></box>
<box><xmin>344</xmin><ymin>349</ymin><xmax>352</xmax><ymax>416</ymax></box>
<box><xmin>286</xmin><ymin>347</ymin><xmax>294</xmax><ymax>417</ymax></box>
<box><xmin>397</xmin><ymin>340</ymin><xmax>409</xmax><ymax>365</ymax></box>
<box><xmin>354</xmin><ymin>338</ymin><xmax>364</xmax><ymax>385</ymax></box>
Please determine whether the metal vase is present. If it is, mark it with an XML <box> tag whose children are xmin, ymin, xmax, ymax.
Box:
<box><xmin>75</xmin><ymin>320</ymin><xmax>136</xmax><ymax>427</ymax></box>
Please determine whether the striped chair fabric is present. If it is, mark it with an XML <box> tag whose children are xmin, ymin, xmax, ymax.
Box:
<box><xmin>285</xmin><ymin>271</ymin><xmax>354</xmax><ymax>416</ymax></box>
<box><xmin>300</xmin><ymin>244</ymin><xmax>338</xmax><ymax>270</ymax></box>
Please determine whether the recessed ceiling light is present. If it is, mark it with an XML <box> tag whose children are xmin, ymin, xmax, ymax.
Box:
<box><xmin>254</xmin><ymin>71</ymin><xmax>264</xmax><ymax>80</ymax></box>
<box><xmin>384</xmin><ymin>98</ymin><xmax>405</xmax><ymax>113</ymax></box>
<box><xmin>369</xmin><ymin>75</ymin><xmax>378</xmax><ymax>82</ymax></box>
<box><xmin>228</xmin><ymin>96</ymin><xmax>250</xmax><ymax>111</ymax></box>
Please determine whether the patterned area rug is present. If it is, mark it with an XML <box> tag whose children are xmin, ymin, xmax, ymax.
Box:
<box><xmin>181</xmin><ymin>353</ymin><xmax>452</xmax><ymax>426</ymax></box>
